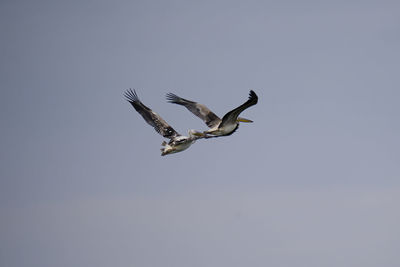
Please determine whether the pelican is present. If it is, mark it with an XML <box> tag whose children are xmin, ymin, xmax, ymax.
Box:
<box><xmin>166</xmin><ymin>90</ymin><xmax>258</xmax><ymax>137</ymax></box>
<box><xmin>124</xmin><ymin>89</ymin><xmax>203</xmax><ymax>156</ymax></box>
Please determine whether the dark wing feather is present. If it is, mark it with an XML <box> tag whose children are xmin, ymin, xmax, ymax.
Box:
<box><xmin>124</xmin><ymin>89</ymin><xmax>180</xmax><ymax>139</ymax></box>
<box><xmin>166</xmin><ymin>93</ymin><xmax>221</xmax><ymax>128</ymax></box>
<box><xmin>219</xmin><ymin>90</ymin><xmax>258</xmax><ymax>128</ymax></box>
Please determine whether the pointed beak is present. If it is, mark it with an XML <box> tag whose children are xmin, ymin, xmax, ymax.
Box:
<box><xmin>237</xmin><ymin>117</ymin><xmax>253</xmax><ymax>123</ymax></box>
<box><xmin>190</xmin><ymin>130</ymin><xmax>206</xmax><ymax>137</ymax></box>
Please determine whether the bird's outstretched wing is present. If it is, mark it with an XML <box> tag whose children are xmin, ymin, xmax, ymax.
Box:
<box><xmin>125</xmin><ymin>89</ymin><xmax>179</xmax><ymax>139</ymax></box>
<box><xmin>166</xmin><ymin>93</ymin><xmax>221</xmax><ymax>128</ymax></box>
<box><xmin>219</xmin><ymin>90</ymin><xmax>258</xmax><ymax>128</ymax></box>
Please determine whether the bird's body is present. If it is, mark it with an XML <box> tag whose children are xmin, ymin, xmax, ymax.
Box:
<box><xmin>124</xmin><ymin>89</ymin><xmax>201</xmax><ymax>156</ymax></box>
<box><xmin>160</xmin><ymin>135</ymin><xmax>195</xmax><ymax>155</ymax></box>
<box><xmin>166</xmin><ymin>90</ymin><xmax>258</xmax><ymax>137</ymax></box>
<box><xmin>206</xmin><ymin>121</ymin><xmax>239</xmax><ymax>136</ymax></box>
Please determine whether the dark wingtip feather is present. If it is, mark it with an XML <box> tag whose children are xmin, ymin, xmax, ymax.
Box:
<box><xmin>124</xmin><ymin>88</ymin><xmax>140</xmax><ymax>103</ymax></box>
<box><xmin>166</xmin><ymin>92</ymin><xmax>180</xmax><ymax>104</ymax></box>
<box><xmin>248</xmin><ymin>90</ymin><xmax>258</xmax><ymax>104</ymax></box>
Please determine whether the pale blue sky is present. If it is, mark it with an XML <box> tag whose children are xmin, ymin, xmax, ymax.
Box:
<box><xmin>1</xmin><ymin>0</ymin><xmax>399</xmax><ymax>266</ymax></box>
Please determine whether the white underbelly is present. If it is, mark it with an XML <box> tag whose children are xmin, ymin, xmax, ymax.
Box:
<box><xmin>207</xmin><ymin>123</ymin><xmax>238</xmax><ymax>135</ymax></box>
<box><xmin>174</xmin><ymin>141</ymin><xmax>192</xmax><ymax>151</ymax></box>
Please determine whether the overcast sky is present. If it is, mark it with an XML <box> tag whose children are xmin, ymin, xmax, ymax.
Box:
<box><xmin>1</xmin><ymin>0</ymin><xmax>399</xmax><ymax>266</ymax></box>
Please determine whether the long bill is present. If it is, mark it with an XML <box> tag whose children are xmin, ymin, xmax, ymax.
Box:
<box><xmin>237</xmin><ymin>117</ymin><xmax>253</xmax><ymax>123</ymax></box>
<box><xmin>189</xmin><ymin>130</ymin><xmax>207</xmax><ymax>137</ymax></box>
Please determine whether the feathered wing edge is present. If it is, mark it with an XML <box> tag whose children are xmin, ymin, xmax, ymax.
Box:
<box><xmin>219</xmin><ymin>90</ymin><xmax>258</xmax><ymax>128</ymax></box>
<box><xmin>166</xmin><ymin>93</ymin><xmax>221</xmax><ymax>128</ymax></box>
<box><xmin>124</xmin><ymin>89</ymin><xmax>180</xmax><ymax>139</ymax></box>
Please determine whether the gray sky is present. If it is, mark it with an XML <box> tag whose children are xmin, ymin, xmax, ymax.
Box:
<box><xmin>1</xmin><ymin>0</ymin><xmax>399</xmax><ymax>266</ymax></box>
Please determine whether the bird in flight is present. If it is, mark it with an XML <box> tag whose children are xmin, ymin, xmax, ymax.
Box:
<box><xmin>166</xmin><ymin>90</ymin><xmax>258</xmax><ymax>138</ymax></box>
<box><xmin>124</xmin><ymin>89</ymin><xmax>204</xmax><ymax>156</ymax></box>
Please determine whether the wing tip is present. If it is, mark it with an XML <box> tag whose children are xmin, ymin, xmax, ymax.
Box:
<box><xmin>166</xmin><ymin>92</ymin><xmax>180</xmax><ymax>103</ymax></box>
<box><xmin>249</xmin><ymin>90</ymin><xmax>258</xmax><ymax>103</ymax></box>
<box><xmin>124</xmin><ymin>88</ymin><xmax>139</xmax><ymax>103</ymax></box>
